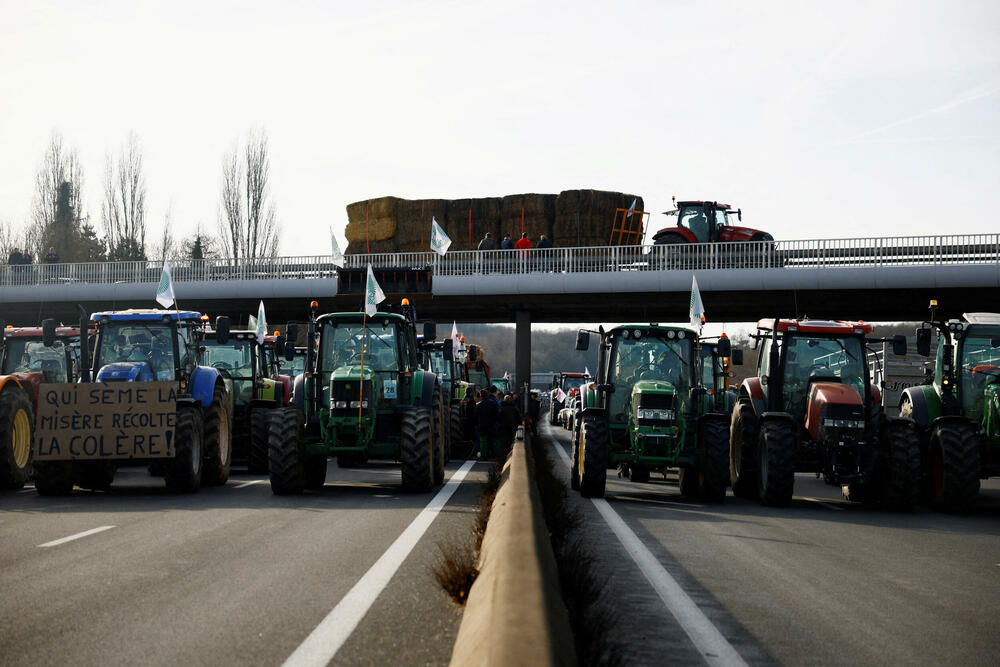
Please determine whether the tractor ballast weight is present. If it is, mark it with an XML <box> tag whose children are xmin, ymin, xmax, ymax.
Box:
<box><xmin>732</xmin><ymin>318</ymin><xmax>919</xmax><ymax>509</ymax></box>
<box><xmin>571</xmin><ymin>324</ymin><xmax>732</xmax><ymax>502</ymax></box>
<box><xmin>899</xmin><ymin>307</ymin><xmax>1000</xmax><ymax>512</ymax></box>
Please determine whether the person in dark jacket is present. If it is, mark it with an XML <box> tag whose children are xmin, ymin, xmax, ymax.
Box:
<box><xmin>44</xmin><ymin>247</ymin><xmax>59</xmax><ymax>264</ymax></box>
<box><xmin>498</xmin><ymin>394</ymin><xmax>522</xmax><ymax>457</ymax></box>
<box><xmin>477</xmin><ymin>232</ymin><xmax>495</xmax><ymax>251</ymax></box>
<box><xmin>537</xmin><ymin>235</ymin><xmax>553</xmax><ymax>249</ymax></box>
<box><xmin>476</xmin><ymin>389</ymin><xmax>500</xmax><ymax>459</ymax></box>
<box><xmin>527</xmin><ymin>391</ymin><xmax>541</xmax><ymax>436</ymax></box>
<box><xmin>500</xmin><ymin>233</ymin><xmax>514</xmax><ymax>250</ymax></box>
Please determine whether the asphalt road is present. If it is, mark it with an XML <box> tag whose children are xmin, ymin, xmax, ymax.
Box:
<box><xmin>542</xmin><ymin>421</ymin><xmax>1000</xmax><ymax>667</ymax></box>
<box><xmin>0</xmin><ymin>459</ymin><xmax>485</xmax><ymax>667</ymax></box>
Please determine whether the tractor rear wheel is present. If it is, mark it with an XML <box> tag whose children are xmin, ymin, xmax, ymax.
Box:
<box><xmin>165</xmin><ymin>407</ymin><xmax>204</xmax><ymax>493</ymax></box>
<box><xmin>201</xmin><ymin>385</ymin><xmax>233</xmax><ymax>486</ymax></box>
<box><xmin>34</xmin><ymin>462</ymin><xmax>74</xmax><ymax>495</ymax></box>
<box><xmin>549</xmin><ymin>400</ymin><xmax>559</xmax><ymax>425</ymax></box>
<box><xmin>304</xmin><ymin>455</ymin><xmax>328</xmax><ymax>489</ymax></box>
<box><xmin>431</xmin><ymin>389</ymin><xmax>445</xmax><ymax>486</ymax></box>
<box><xmin>629</xmin><ymin>465</ymin><xmax>650</xmax><ymax>484</ymax></box>
<box><xmin>757</xmin><ymin>418</ymin><xmax>796</xmax><ymax>506</ymax></box>
<box><xmin>73</xmin><ymin>462</ymin><xmax>117</xmax><ymax>491</ymax></box>
<box><xmin>268</xmin><ymin>408</ymin><xmax>305</xmax><ymax>495</ymax></box>
<box><xmin>700</xmin><ymin>418</ymin><xmax>730</xmax><ymax>503</ymax></box>
<box><xmin>449</xmin><ymin>407</ymin><xmax>467</xmax><ymax>460</ymax></box>
<box><xmin>875</xmin><ymin>419</ymin><xmax>921</xmax><ymax>511</ymax></box>
<box><xmin>928</xmin><ymin>421</ymin><xmax>981</xmax><ymax>513</ymax></box>
<box><xmin>248</xmin><ymin>409</ymin><xmax>270</xmax><ymax>473</ymax></box>
<box><xmin>0</xmin><ymin>385</ymin><xmax>34</xmax><ymax>490</ymax></box>
<box><xmin>401</xmin><ymin>406</ymin><xmax>434</xmax><ymax>492</ymax></box>
<box><xmin>579</xmin><ymin>414</ymin><xmax>608</xmax><ymax>498</ymax></box>
<box><xmin>730</xmin><ymin>400</ymin><xmax>759</xmax><ymax>499</ymax></box>
<box><xmin>570</xmin><ymin>422</ymin><xmax>581</xmax><ymax>490</ymax></box>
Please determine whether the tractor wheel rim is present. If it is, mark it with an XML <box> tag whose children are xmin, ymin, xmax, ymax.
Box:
<box><xmin>759</xmin><ymin>440</ymin><xmax>768</xmax><ymax>487</ymax></box>
<box><xmin>12</xmin><ymin>408</ymin><xmax>31</xmax><ymax>469</ymax></box>
<box><xmin>219</xmin><ymin>407</ymin><xmax>231</xmax><ymax>466</ymax></box>
<box><xmin>578</xmin><ymin>430</ymin><xmax>586</xmax><ymax>480</ymax></box>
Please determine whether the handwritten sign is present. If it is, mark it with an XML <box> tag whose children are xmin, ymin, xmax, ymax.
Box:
<box><xmin>35</xmin><ymin>383</ymin><xmax>178</xmax><ymax>460</ymax></box>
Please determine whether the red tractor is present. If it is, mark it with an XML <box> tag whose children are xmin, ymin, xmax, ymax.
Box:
<box><xmin>651</xmin><ymin>199</ymin><xmax>772</xmax><ymax>245</ymax></box>
<box><xmin>730</xmin><ymin>318</ymin><xmax>920</xmax><ymax>509</ymax></box>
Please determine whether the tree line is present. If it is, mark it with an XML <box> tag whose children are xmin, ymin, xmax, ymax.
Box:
<box><xmin>1</xmin><ymin>129</ymin><xmax>281</xmax><ymax>266</ymax></box>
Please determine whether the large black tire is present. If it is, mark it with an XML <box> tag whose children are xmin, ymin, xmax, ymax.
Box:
<box><xmin>73</xmin><ymin>462</ymin><xmax>117</xmax><ymax>491</ymax></box>
<box><xmin>757</xmin><ymin>418</ymin><xmax>796</xmax><ymax>507</ymax></box>
<box><xmin>629</xmin><ymin>465</ymin><xmax>650</xmax><ymax>484</ymax></box>
<box><xmin>549</xmin><ymin>399</ymin><xmax>559</xmax><ymax>425</ymax></box>
<box><xmin>34</xmin><ymin>462</ymin><xmax>74</xmax><ymax>495</ymax></box>
<box><xmin>269</xmin><ymin>408</ymin><xmax>305</xmax><ymax>495</ymax></box>
<box><xmin>928</xmin><ymin>421</ymin><xmax>981</xmax><ymax>513</ymax></box>
<box><xmin>431</xmin><ymin>389</ymin><xmax>445</xmax><ymax>486</ymax></box>
<box><xmin>401</xmin><ymin>406</ymin><xmax>434</xmax><ymax>492</ymax></box>
<box><xmin>871</xmin><ymin>419</ymin><xmax>921</xmax><ymax>511</ymax></box>
<box><xmin>440</xmin><ymin>393</ymin><xmax>452</xmax><ymax>463</ymax></box>
<box><xmin>304</xmin><ymin>455</ymin><xmax>328</xmax><ymax>489</ymax></box>
<box><xmin>700</xmin><ymin>418</ymin><xmax>730</xmax><ymax>503</ymax></box>
<box><xmin>0</xmin><ymin>385</ymin><xmax>34</xmax><ymax>490</ymax></box>
<box><xmin>165</xmin><ymin>407</ymin><xmax>204</xmax><ymax>493</ymax></box>
<box><xmin>449</xmin><ymin>407</ymin><xmax>466</xmax><ymax>459</ymax></box>
<box><xmin>248</xmin><ymin>408</ymin><xmax>270</xmax><ymax>473</ymax></box>
<box><xmin>578</xmin><ymin>414</ymin><xmax>608</xmax><ymax>498</ymax></box>
<box><xmin>201</xmin><ymin>385</ymin><xmax>233</xmax><ymax>486</ymax></box>
<box><xmin>730</xmin><ymin>400</ymin><xmax>759</xmax><ymax>499</ymax></box>
<box><xmin>678</xmin><ymin>465</ymin><xmax>700</xmax><ymax>497</ymax></box>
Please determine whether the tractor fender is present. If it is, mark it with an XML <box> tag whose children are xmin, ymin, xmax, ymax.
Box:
<box><xmin>95</xmin><ymin>362</ymin><xmax>154</xmax><ymax>383</ymax></box>
<box><xmin>274</xmin><ymin>374</ymin><xmax>292</xmax><ymax>405</ymax></box>
<box><xmin>739</xmin><ymin>378</ymin><xmax>766</xmax><ymax>416</ymax></box>
<box><xmin>805</xmin><ymin>382</ymin><xmax>862</xmax><ymax>440</ymax></box>
<box><xmin>578</xmin><ymin>382</ymin><xmax>598</xmax><ymax>410</ymax></box>
<box><xmin>190</xmin><ymin>366</ymin><xmax>223</xmax><ymax>407</ymax></box>
<box><xmin>899</xmin><ymin>385</ymin><xmax>940</xmax><ymax>429</ymax></box>
<box><xmin>413</xmin><ymin>370</ymin><xmax>437</xmax><ymax>409</ymax></box>
<box><xmin>653</xmin><ymin>229</ymin><xmax>696</xmax><ymax>244</ymax></box>
<box><xmin>292</xmin><ymin>374</ymin><xmax>306</xmax><ymax>414</ymax></box>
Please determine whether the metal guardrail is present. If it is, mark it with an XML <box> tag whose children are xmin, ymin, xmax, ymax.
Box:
<box><xmin>0</xmin><ymin>234</ymin><xmax>996</xmax><ymax>287</ymax></box>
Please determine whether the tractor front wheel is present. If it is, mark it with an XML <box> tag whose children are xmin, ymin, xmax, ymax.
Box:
<box><xmin>73</xmin><ymin>462</ymin><xmax>117</xmax><ymax>491</ymax></box>
<box><xmin>401</xmin><ymin>406</ymin><xmax>434</xmax><ymax>492</ymax></box>
<box><xmin>34</xmin><ymin>462</ymin><xmax>74</xmax><ymax>496</ymax></box>
<box><xmin>757</xmin><ymin>418</ymin><xmax>796</xmax><ymax>506</ymax></box>
<box><xmin>0</xmin><ymin>385</ymin><xmax>34</xmax><ymax>490</ymax></box>
<box><xmin>431</xmin><ymin>389</ymin><xmax>445</xmax><ymax>486</ymax></box>
<box><xmin>699</xmin><ymin>418</ymin><xmax>730</xmax><ymax>503</ymax></box>
<box><xmin>268</xmin><ymin>408</ymin><xmax>305</xmax><ymax>495</ymax></box>
<box><xmin>165</xmin><ymin>407</ymin><xmax>204</xmax><ymax>493</ymax></box>
<box><xmin>201</xmin><ymin>385</ymin><xmax>233</xmax><ymax>486</ymax></box>
<box><xmin>730</xmin><ymin>400</ymin><xmax>759</xmax><ymax>499</ymax></box>
<box><xmin>578</xmin><ymin>414</ymin><xmax>608</xmax><ymax>498</ymax></box>
<box><xmin>304</xmin><ymin>455</ymin><xmax>328</xmax><ymax>490</ymax></box>
<box><xmin>248</xmin><ymin>409</ymin><xmax>270</xmax><ymax>473</ymax></box>
<box><xmin>928</xmin><ymin>421</ymin><xmax>981</xmax><ymax>513</ymax></box>
<box><xmin>875</xmin><ymin>419</ymin><xmax>921</xmax><ymax>511</ymax></box>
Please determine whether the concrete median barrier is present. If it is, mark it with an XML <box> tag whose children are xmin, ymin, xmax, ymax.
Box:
<box><xmin>449</xmin><ymin>427</ymin><xmax>576</xmax><ymax>666</ymax></box>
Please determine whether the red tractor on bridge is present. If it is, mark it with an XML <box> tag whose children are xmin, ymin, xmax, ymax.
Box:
<box><xmin>651</xmin><ymin>198</ymin><xmax>772</xmax><ymax>245</ymax></box>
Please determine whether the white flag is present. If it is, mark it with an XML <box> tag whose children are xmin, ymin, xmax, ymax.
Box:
<box><xmin>554</xmin><ymin>387</ymin><xmax>567</xmax><ymax>403</ymax></box>
<box><xmin>365</xmin><ymin>263</ymin><xmax>385</xmax><ymax>316</ymax></box>
<box><xmin>255</xmin><ymin>300</ymin><xmax>268</xmax><ymax>344</ymax></box>
<box><xmin>451</xmin><ymin>321</ymin><xmax>460</xmax><ymax>355</ymax></box>
<box><xmin>689</xmin><ymin>274</ymin><xmax>705</xmax><ymax>330</ymax></box>
<box><xmin>156</xmin><ymin>259</ymin><xmax>175</xmax><ymax>308</ymax></box>
<box><xmin>248</xmin><ymin>314</ymin><xmax>257</xmax><ymax>331</ymax></box>
<box><xmin>430</xmin><ymin>216</ymin><xmax>452</xmax><ymax>256</ymax></box>
<box><xmin>331</xmin><ymin>227</ymin><xmax>344</xmax><ymax>267</ymax></box>
<box><xmin>626</xmin><ymin>198</ymin><xmax>638</xmax><ymax>218</ymax></box>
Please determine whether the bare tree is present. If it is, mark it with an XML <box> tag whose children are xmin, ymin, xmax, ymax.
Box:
<box><xmin>30</xmin><ymin>132</ymin><xmax>86</xmax><ymax>260</ymax></box>
<box><xmin>0</xmin><ymin>219</ymin><xmax>19</xmax><ymax>261</ymax></box>
<box><xmin>102</xmin><ymin>133</ymin><xmax>147</xmax><ymax>261</ymax></box>
<box><xmin>150</xmin><ymin>203</ymin><xmax>177</xmax><ymax>262</ymax></box>
<box><xmin>182</xmin><ymin>221</ymin><xmax>219</xmax><ymax>260</ymax></box>
<box><xmin>218</xmin><ymin>128</ymin><xmax>279</xmax><ymax>263</ymax></box>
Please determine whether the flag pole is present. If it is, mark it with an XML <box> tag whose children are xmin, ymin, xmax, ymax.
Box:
<box><xmin>358</xmin><ymin>309</ymin><xmax>367</xmax><ymax>425</ymax></box>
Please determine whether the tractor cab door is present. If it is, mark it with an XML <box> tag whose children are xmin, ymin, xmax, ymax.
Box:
<box><xmin>711</xmin><ymin>207</ymin><xmax>728</xmax><ymax>242</ymax></box>
<box><xmin>677</xmin><ymin>205</ymin><xmax>711</xmax><ymax>243</ymax></box>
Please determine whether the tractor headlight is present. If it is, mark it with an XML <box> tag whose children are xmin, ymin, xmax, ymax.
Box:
<box><xmin>638</xmin><ymin>408</ymin><xmax>674</xmax><ymax>421</ymax></box>
<box><xmin>350</xmin><ymin>400</ymin><xmax>369</xmax><ymax>409</ymax></box>
<box><xmin>334</xmin><ymin>400</ymin><xmax>348</xmax><ymax>409</ymax></box>
<box><xmin>823</xmin><ymin>418</ymin><xmax>864</xmax><ymax>429</ymax></box>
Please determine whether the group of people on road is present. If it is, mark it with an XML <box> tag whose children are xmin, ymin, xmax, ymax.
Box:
<box><xmin>476</xmin><ymin>232</ymin><xmax>554</xmax><ymax>251</ymax></box>
<box><xmin>467</xmin><ymin>385</ymin><xmax>524</xmax><ymax>460</ymax></box>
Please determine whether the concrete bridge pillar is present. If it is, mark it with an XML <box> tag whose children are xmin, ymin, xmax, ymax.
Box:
<box><xmin>515</xmin><ymin>310</ymin><xmax>531</xmax><ymax>396</ymax></box>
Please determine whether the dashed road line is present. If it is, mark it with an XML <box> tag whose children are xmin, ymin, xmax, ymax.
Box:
<box><xmin>232</xmin><ymin>479</ymin><xmax>266</xmax><ymax>489</ymax></box>
<box><xmin>16</xmin><ymin>488</ymin><xmax>35</xmax><ymax>494</ymax></box>
<box><xmin>281</xmin><ymin>460</ymin><xmax>475</xmax><ymax>667</ymax></box>
<box><xmin>800</xmin><ymin>497</ymin><xmax>845</xmax><ymax>511</ymax></box>
<box><xmin>551</xmin><ymin>439</ymin><xmax>747</xmax><ymax>667</ymax></box>
<box><xmin>38</xmin><ymin>525</ymin><xmax>116</xmax><ymax>548</ymax></box>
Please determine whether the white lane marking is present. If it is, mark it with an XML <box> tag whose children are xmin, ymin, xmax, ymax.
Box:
<box><xmin>16</xmin><ymin>488</ymin><xmax>34</xmax><ymax>494</ymax></box>
<box><xmin>800</xmin><ymin>497</ymin><xmax>845</xmax><ymax>511</ymax></box>
<box><xmin>552</xmin><ymin>440</ymin><xmax>747</xmax><ymax>667</ymax></box>
<box><xmin>282</xmin><ymin>461</ymin><xmax>475</xmax><ymax>667</ymax></box>
<box><xmin>38</xmin><ymin>525</ymin><xmax>116</xmax><ymax>548</ymax></box>
<box><xmin>232</xmin><ymin>479</ymin><xmax>265</xmax><ymax>489</ymax></box>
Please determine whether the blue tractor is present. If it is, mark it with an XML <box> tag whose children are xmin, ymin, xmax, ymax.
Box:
<box><xmin>33</xmin><ymin>309</ymin><xmax>234</xmax><ymax>494</ymax></box>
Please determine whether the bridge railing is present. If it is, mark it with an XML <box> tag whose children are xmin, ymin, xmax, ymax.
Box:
<box><xmin>0</xmin><ymin>234</ymin><xmax>996</xmax><ymax>287</ymax></box>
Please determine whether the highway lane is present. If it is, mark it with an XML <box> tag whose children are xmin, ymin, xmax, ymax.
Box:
<box><xmin>543</xmin><ymin>421</ymin><xmax>1000</xmax><ymax>666</ymax></box>
<box><xmin>0</xmin><ymin>460</ymin><xmax>484</xmax><ymax>667</ymax></box>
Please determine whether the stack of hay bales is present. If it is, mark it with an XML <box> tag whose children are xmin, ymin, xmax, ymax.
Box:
<box><xmin>344</xmin><ymin>189</ymin><xmax>643</xmax><ymax>254</ymax></box>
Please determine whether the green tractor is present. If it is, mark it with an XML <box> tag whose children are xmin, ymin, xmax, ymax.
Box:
<box><xmin>420</xmin><ymin>338</ymin><xmax>474</xmax><ymax>458</ymax></box>
<box><xmin>571</xmin><ymin>324</ymin><xmax>737</xmax><ymax>502</ymax></box>
<box><xmin>899</xmin><ymin>307</ymin><xmax>1000</xmax><ymax>512</ymax></box>
<box><xmin>267</xmin><ymin>301</ymin><xmax>448</xmax><ymax>494</ymax></box>
<box><xmin>195</xmin><ymin>328</ymin><xmax>291</xmax><ymax>473</ymax></box>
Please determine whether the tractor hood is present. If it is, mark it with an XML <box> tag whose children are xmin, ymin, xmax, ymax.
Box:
<box><xmin>331</xmin><ymin>365</ymin><xmax>375</xmax><ymax>382</ymax></box>
<box><xmin>631</xmin><ymin>379</ymin><xmax>679</xmax><ymax>409</ymax></box>
<box><xmin>96</xmin><ymin>362</ymin><xmax>155</xmax><ymax>383</ymax></box>
<box><xmin>722</xmin><ymin>225</ymin><xmax>770</xmax><ymax>241</ymax></box>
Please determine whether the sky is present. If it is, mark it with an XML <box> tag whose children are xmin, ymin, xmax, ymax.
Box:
<box><xmin>1</xmin><ymin>0</ymin><xmax>998</xmax><ymax>258</ymax></box>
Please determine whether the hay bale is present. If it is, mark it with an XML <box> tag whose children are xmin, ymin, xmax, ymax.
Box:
<box><xmin>345</xmin><ymin>197</ymin><xmax>401</xmax><ymax>225</ymax></box>
<box><xmin>553</xmin><ymin>190</ymin><xmax>644</xmax><ymax>246</ymax></box>
<box><xmin>445</xmin><ymin>198</ymin><xmax>501</xmax><ymax>250</ymax></box>
<box><xmin>500</xmin><ymin>194</ymin><xmax>556</xmax><ymax>242</ymax></box>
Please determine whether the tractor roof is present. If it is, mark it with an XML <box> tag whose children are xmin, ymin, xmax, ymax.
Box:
<box><xmin>91</xmin><ymin>309</ymin><xmax>204</xmax><ymax>322</ymax></box>
<box><xmin>3</xmin><ymin>326</ymin><xmax>81</xmax><ymax>338</ymax></box>
<box><xmin>560</xmin><ymin>372</ymin><xmax>590</xmax><ymax>378</ymax></box>
<box><xmin>677</xmin><ymin>200</ymin><xmax>732</xmax><ymax>210</ymax></box>
<box><xmin>198</xmin><ymin>329</ymin><xmax>258</xmax><ymax>342</ymax></box>
<box><xmin>609</xmin><ymin>323</ymin><xmax>698</xmax><ymax>336</ymax></box>
<box><xmin>318</xmin><ymin>312</ymin><xmax>407</xmax><ymax>324</ymax></box>
<box><xmin>756</xmin><ymin>318</ymin><xmax>873</xmax><ymax>335</ymax></box>
<box><xmin>962</xmin><ymin>312</ymin><xmax>1000</xmax><ymax>325</ymax></box>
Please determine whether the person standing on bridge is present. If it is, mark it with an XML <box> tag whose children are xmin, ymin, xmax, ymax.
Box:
<box><xmin>477</xmin><ymin>232</ymin><xmax>495</xmax><ymax>251</ymax></box>
<box><xmin>514</xmin><ymin>232</ymin><xmax>532</xmax><ymax>272</ymax></box>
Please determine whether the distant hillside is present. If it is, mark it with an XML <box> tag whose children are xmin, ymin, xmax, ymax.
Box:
<box><xmin>452</xmin><ymin>323</ymin><xmax>597</xmax><ymax>382</ymax></box>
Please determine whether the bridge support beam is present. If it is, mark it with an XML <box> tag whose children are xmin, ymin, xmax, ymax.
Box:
<box><xmin>515</xmin><ymin>310</ymin><xmax>531</xmax><ymax>395</ymax></box>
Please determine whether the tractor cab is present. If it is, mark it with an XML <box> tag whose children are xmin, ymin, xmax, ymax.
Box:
<box><xmin>91</xmin><ymin>310</ymin><xmax>208</xmax><ymax>383</ymax></box>
<box><xmin>1</xmin><ymin>325</ymin><xmax>81</xmax><ymax>384</ymax></box>
<box><xmin>652</xmin><ymin>199</ymin><xmax>771</xmax><ymax>245</ymax></box>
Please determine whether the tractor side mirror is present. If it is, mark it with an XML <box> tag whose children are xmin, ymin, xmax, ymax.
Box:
<box><xmin>915</xmin><ymin>327</ymin><xmax>931</xmax><ymax>357</ymax></box>
<box><xmin>575</xmin><ymin>330</ymin><xmax>590</xmax><ymax>351</ymax></box>
<box><xmin>286</xmin><ymin>323</ymin><xmax>298</xmax><ymax>344</ymax></box>
<box><xmin>891</xmin><ymin>335</ymin><xmax>907</xmax><ymax>357</ymax></box>
<box><xmin>716</xmin><ymin>337</ymin><xmax>732</xmax><ymax>357</ymax></box>
<box><xmin>42</xmin><ymin>319</ymin><xmax>57</xmax><ymax>347</ymax></box>
<box><xmin>215</xmin><ymin>316</ymin><xmax>230</xmax><ymax>345</ymax></box>
<box><xmin>731</xmin><ymin>349</ymin><xmax>744</xmax><ymax>366</ymax></box>
<box><xmin>423</xmin><ymin>322</ymin><xmax>437</xmax><ymax>341</ymax></box>
<box><xmin>443</xmin><ymin>345</ymin><xmax>454</xmax><ymax>361</ymax></box>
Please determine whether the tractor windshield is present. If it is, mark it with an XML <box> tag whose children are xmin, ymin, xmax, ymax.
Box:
<box><xmin>282</xmin><ymin>353</ymin><xmax>306</xmax><ymax>378</ymax></box>
<box><xmin>320</xmin><ymin>321</ymin><xmax>399</xmax><ymax>372</ymax></box>
<box><xmin>700</xmin><ymin>346</ymin><xmax>718</xmax><ymax>392</ymax></box>
<box><xmin>202</xmin><ymin>339</ymin><xmax>255</xmax><ymax>405</ymax></box>
<box><xmin>959</xmin><ymin>325</ymin><xmax>1000</xmax><ymax>421</ymax></box>
<box><xmin>781</xmin><ymin>334</ymin><xmax>866</xmax><ymax>420</ymax></box>
<box><xmin>678</xmin><ymin>206</ymin><xmax>710</xmax><ymax>242</ymax></box>
<box><xmin>96</xmin><ymin>323</ymin><xmax>176</xmax><ymax>381</ymax></box>
<box><xmin>608</xmin><ymin>331</ymin><xmax>693</xmax><ymax>421</ymax></box>
<box><xmin>562</xmin><ymin>376</ymin><xmax>589</xmax><ymax>393</ymax></box>
<box><xmin>3</xmin><ymin>338</ymin><xmax>70</xmax><ymax>382</ymax></box>
<box><xmin>428</xmin><ymin>349</ymin><xmax>453</xmax><ymax>380</ymax></box>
